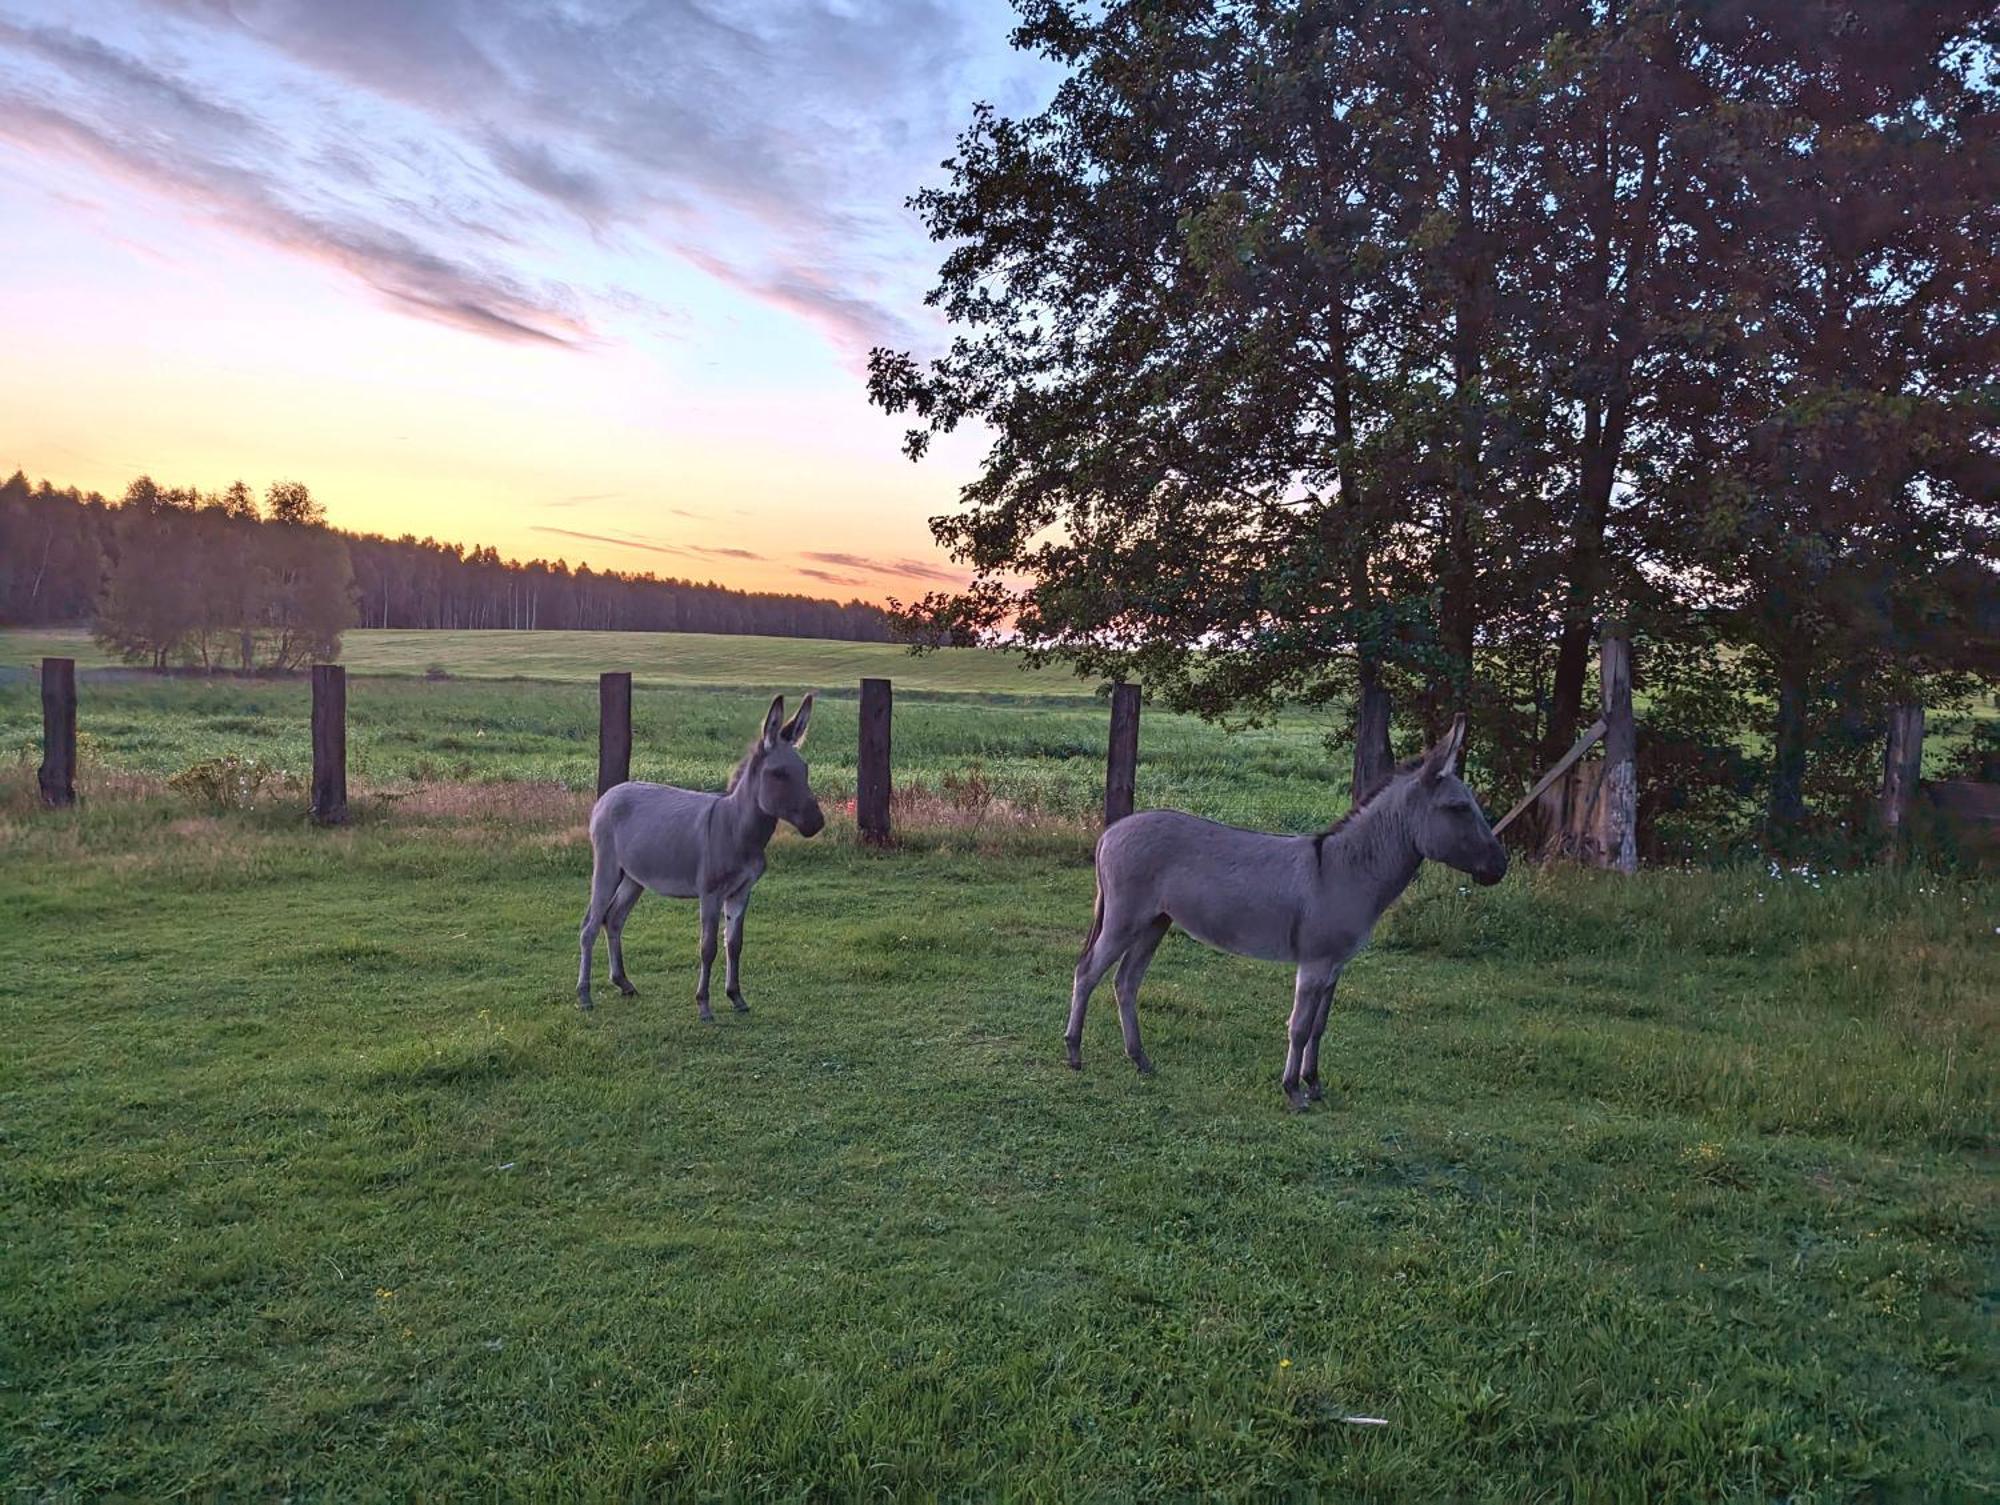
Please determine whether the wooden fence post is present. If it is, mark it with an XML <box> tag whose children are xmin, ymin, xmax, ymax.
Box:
<box><xmin>858</xmin><ymin>677</ymin><xmax>892</xmax><ymax>845</ymax></box>
<box><xmin>38</xmin><ymin>657</ymin><xmax>76</xmax><ymax>808</ymax></box>
<box><xmin>310</xmin><ymin>664</ymin><xmax>347</xmax><ymax>825</ymax></box>
<box><xmin>598</xmin><ymin>671</ymin><xmax>632</xmax><ymax>796</ymax></box>
<box><xmin>1878</xmin><ymin>703</ymin><xmax>1924</xmax><ymax>849</ymax></box>
<box><xmin>1599</xmin><ymin>627</ymin><xmax>1636</xmax><ymax>873</ymax></box>
<box><xmin>1351</xmin><ymin>677</ymin><xmax>1393</xmax><ymax>805</ymax></box>
<box><xmin>1104</xmin><ymin>683</ymin><xmax>1141</xmax><ymax>826</ymax></box>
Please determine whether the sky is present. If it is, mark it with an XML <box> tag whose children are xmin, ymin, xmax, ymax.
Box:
<box><xmin>0</xmin><ymin>0</ymin><xmax>1058</xmax><ymax>602</ymax></box>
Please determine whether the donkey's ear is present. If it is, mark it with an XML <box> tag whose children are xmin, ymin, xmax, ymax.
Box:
<box><xmin>1422</xmin><ymin>713</ymin><xmax>1467</xmax><ymax>782</ymax></box>
<box><xmin>761</xmin><ymin>694</ymin><xmax>786</xmax><ymax>749</ymax></box>
<box><xmin>780</xmin><ymin>691</ymin><xmax>814</xmax><ymax>747</ymax></box>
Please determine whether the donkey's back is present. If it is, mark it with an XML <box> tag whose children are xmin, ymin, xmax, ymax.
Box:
<box><xmin>1094</xmin><ymin>810</ymin><xmax>1326</xmax><ymax>963</ymax></box>
<box><xmin>589</xmin><ymin>780</ymin><xmax>720</xmax><ymax>900</ymax></box>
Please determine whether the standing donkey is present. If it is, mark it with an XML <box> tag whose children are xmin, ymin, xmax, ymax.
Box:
<box><xmin>578</xmin><ymin>693</ymin><xmax>824</xmax><ymax>1018</ymax></box>
<box><xmin>1067</xmin><ymin>713</ymin><xmax>1507</xmax><ymax>1109</ymax></box>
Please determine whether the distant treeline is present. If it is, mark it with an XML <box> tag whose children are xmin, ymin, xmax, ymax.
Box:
<box><xmin>0</xmin><ymin>471</ymin><xmax>895</xmax><ymax>665</ymax></box>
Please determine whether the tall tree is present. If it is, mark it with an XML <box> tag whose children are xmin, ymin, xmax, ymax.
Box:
<box><xmin>871</xmin><ymin>0</ymin><xmax>1568</xmax><ymax>785</ymax></box>
<box><xmin>1647</xmin><ymin>0</ymin><xmax>1999</xmax><ymax>836</ymax></box>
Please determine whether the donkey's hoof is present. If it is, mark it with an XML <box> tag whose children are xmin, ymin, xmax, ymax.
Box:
<box><xmin>1130</xmin><ymin>1054</ymin><xmax>1155</xmax><ymax>1077</ymax></box>
<box><xmin>696</xmin><ymin>1002</ymin><xmax>716</xmax><ymax>1023</ymax></box>
<box><xmin>576</xmin><ymin>995</ymin><xmax>594</xmax><ymax>1012</ymax></box>
<box><xmin>729</xmin><ymin>996</ymin><xmax>750</xmax><ymax>1014</ymax></box>
<box><xmin>1306</xmin><ymin>1079</ymin><xmax>1325</xmax><ymax>1102</ymax></box>
<box><xmin>1282</xmin><ymin>1083</ymin><xmax>1311</xmax><ymax>1112</ymax></box>
<box><xmin>614</xmin><ymin>979</ymin><xmax>638</xmax><ymax>997</ymax></box>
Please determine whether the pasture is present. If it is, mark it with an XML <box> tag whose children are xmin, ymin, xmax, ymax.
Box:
<box><xmin>0</xmin><ymin>629</ymin><xmax>1343</xmax><ymax>829</ymax></box>
<box><xmin>3</xmin><ymin>629</ymin><xmax>1996</xmax><ymax>1498</ymax></box>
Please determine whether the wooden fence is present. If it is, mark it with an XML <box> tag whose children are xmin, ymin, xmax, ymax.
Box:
<box><xmin>26</xmin><ymin>641</ymin><xmax>1954</xmax><ymax>868</ymax></box>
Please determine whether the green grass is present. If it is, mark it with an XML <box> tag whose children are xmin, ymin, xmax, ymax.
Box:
<box><xmin>2</xmin><ymin>626</ymin><xmax>1100</xmax><ymax>696</ymax></box>
<box><xmin>3</xmin><ymin>630</ymin><xmax>1996</xmax><ymax>1496</ymax></box>
<box><xmin>2</xmin><ymin>779</ymin><xmax>1993</xmax><ymax>1499</ymax></box>
<box><xmin>1</xmin><ymin>632</ymin><xmax>1352</xmax><ymax>831</ymax></box>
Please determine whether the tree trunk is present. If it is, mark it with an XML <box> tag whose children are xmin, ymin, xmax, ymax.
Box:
<box><xmin>1351</xmin><ymin>665</ymin><xmax>1393</xmax><ymax>805</ymax></box>
<box><xmin>1326</xmin><ymin>298</ymin><xmax>1393</xmax><ymax>804</ymax></box>
<box><xmin>1546</xmin><ymin>409</ymin><xmax>1619</xmax><ymax>761</ymax></box>
<box><xmin>1441</xmin><ymin>70</ymin><xmax>1485</xmax><ymax>700</ymax></box>
<box><xmin>1769</xmin><ymin>669</ymin><xmax>1809</xmax><ymax>839</ymax></box>
<box><xmin>1877</xmin><ymin>703</ymin><xmax>1924</xmax><ymax>853</ymax></box>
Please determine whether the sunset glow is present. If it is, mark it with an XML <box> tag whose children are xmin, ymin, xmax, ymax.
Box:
<box><xmin>0</xmin><ymin>1</ymin><xmax>1052</xmax><ymax>601</ymax></box>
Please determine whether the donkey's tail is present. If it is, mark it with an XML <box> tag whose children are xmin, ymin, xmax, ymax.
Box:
<box><xmin>1077</xmin><ymin>871</ymin><xmax>1106</xmax><ymax>966</ymax></box>
<box><xmin>583</xmin><ymin>806</ymin><xmax>624</xmax><ymax>927</ymax></box>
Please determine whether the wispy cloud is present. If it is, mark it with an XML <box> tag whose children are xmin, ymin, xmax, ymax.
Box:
<box><xmin>532</xmin><ymin>525</ymin><xmax>681</xmax><ymax>557</ymax></box>
<box><xmin>542</xmin><ymin>492</ymin><xmax>619</xmax><ymax>508</ymax></box>
<box><xmin>0</xmin><ymin>19</ymin><xmax>586</xmax><ymax>346</ymax></box>
<box><xmin>803</xmin><ymin>549</ymin><xmax>961</xmax><ymax>583</ymax></box>
<box><xmin>0</xmin><ymin>1</ymin><xmax>1056</xmax><ymax>357</ymax></box>
<box><xmin>530</xmin><ymin>524</ymin><xmax>762</xmax><ymax>562</ymax></box>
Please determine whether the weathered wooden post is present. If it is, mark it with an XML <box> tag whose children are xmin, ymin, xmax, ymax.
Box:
<box><xmin>1878</xmin><ymin>703</ymin><xmax>1924</xmax><ymax>850</ymax></box>
<box><xmin>1599</xmin><ymin>626</ymin><xmax>1637</xmax><ymax>873</ymax></box>
<box><xmin>858</xmin><ymin>677</ymin><xmax>893</xmax><ymax>845</ymax></box>
<box><xmin>38</xmin><ymin>657</ymin><xmax>76</xmax><ymax>808</ymax></box>
<box><xmin>310</xmin><ymin>664</ymin><xmax>347</xmax><ymax>825</ymax></box>
<box><xmin>597</xmin><ymin>671</ymin><xmax>632</xmax><ymax>796</ymax></box>
<box><xmin>1351</xmin><ymin>677</ymin><xmax>1393</xmax><ymax>805</ymax></box>
<box><xmin>1104</xmin><ymin>683</ymin><xmax>1141</xmax><ymax>826</ymax></box>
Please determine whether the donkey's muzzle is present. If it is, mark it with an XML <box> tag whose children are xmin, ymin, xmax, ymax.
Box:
<box><xmin>796</xmin><ymin>806</ymin><xmax>826</xmax><ymax>838</ymax></box>
<box><xmin>1475</xmin><ymin>853</ymin><xmax>1508</xmax><ymax>886</ymax></box>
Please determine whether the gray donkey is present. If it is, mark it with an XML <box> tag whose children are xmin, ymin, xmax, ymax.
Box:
<box><xmin>578</xmin><ymin>693</ymin><xmax>824</xmax><ymax>1017</ymax></box>
<box><xmin>1067</xmin><ymin>713</ymin><xmax>1507</xmax><ymax>1109</ymax></box>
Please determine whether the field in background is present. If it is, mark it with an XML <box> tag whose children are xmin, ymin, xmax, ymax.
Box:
<box><xmin>2</xmin><ymin>626</ymin><xmax>1099</xmax><ymax>695</ymax></box>
<box><xmin>2</xmin><ymin>629</ymin><xmax>1351</xmax><ymax>831</ymax></box>
<box><xmin>4</xmin><ymin>627</ymin><xmax>1995</xmax><ymax>1496</ymax></box>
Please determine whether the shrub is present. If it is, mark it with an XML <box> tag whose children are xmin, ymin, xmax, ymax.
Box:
<box><xmin>167</xmin><ymin>753</ymin><xmax>296</xmax><ymax>810</ymax></box>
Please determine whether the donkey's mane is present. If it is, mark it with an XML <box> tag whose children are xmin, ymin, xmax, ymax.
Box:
<box><xmin>1315</xmin><ymin>752</ymin><xmax>1426</xmax><ymax>842</ymax></box>
<box><xmin>725</xmin><ymin>736</ymin><xmax>767</xmax><ymax>794</ymax></box>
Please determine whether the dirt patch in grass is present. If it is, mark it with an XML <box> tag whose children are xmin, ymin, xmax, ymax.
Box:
<box><xmin>385</xmin><ymin>779</ymin><xmax>590</xmax><ymax>827</ymax></box>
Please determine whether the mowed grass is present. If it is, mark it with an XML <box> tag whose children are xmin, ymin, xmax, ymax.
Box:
<box><xmin>3</xmin><ymin>630</ymin><xmax>1997</xmax><ymax>1496</ymax></box>
<box><xmin>3</xmin><ymin>775</ymin><xmax>1996</xmax><ymax>1499</ymax></box>
<box><xmin>2</xmin><ymin>626</ymin><xmax>1099</xmax><ymax>696</ymax></box>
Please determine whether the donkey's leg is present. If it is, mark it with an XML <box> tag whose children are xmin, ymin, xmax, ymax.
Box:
<box><xmin>576</xmin><ymin>854</ymin><xmax>624</xmax><ymax>1010</ymax></box>
<box><xmin>605</xmin><ymin>877</ymin><xmax>644</xmax><ymax>996</ymax></box>
<box><xmin>723</xmin><ymin>890</ymin><xmax>751</xmax><ymax>1012</ymax></box>
<box><xmin>694</xmin><ymin>892</ymin><xmax>721</xmax><ymax>1023</ymax></box>
<box><xmin>1281</xmin><ymin>963</ymin><xmax>1339</xmax><ymax>1111</ymax></box>
<box><xmin>1300</xmin><ymin>964</ymin><xmax>1344</xmax><ymax>1101</ymax></box>
<box><xmin>1065</xmin><ymin>917</ymin><xmax>1125</xmax><ymax>1070</ymax></box>
<box><xmin>1112</xmin><ymin>916</ymin><xmax>1170</xmax><ymax>1075</ymax></box>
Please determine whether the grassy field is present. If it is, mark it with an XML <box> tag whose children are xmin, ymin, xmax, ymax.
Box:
<box><xmin>4</xmin><ymin>777</ymin><xmax>1994</xmax><ymax>1498</ymax></box>
<box><xmin>3</xmin><ymin>630</ymin><xmax>1996</xmax><ymax>1497</ymax></box>
<box><xmin>1</xmin><ymin>630</ymin><xmax>1350</xmax><ymax>831</ymax></box>
<box><xmin>1</xmin><ymin>626</ymin><xmax>1101</xmax><ymax>696</ymax></box>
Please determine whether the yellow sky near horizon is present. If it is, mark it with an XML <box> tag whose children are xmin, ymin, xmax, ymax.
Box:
<box><xmin>0</xmin><ymin>215</ymin><xmax>980</xmax><ymax>603</ymax></box>
<box><xmin>0</xmin><ymin>2</ymin><xmax>1039</xmax><ymax>609</ymax></box>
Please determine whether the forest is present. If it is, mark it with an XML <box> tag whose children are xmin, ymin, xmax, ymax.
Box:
<box><xmin>0</xmin><ymin>471</ymin><xmax>894</xmax><ymax>666</ymax></box>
